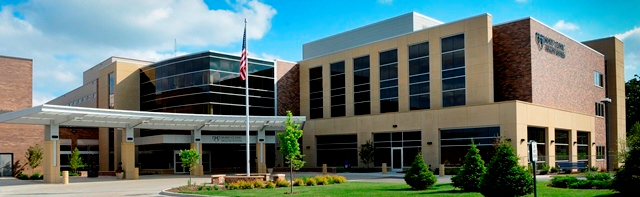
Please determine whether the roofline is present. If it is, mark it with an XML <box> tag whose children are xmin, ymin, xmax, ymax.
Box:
<box><xmin>494</xmin><ymin>17</ymin><xmax>604</xmax><ymax>57</ymax></box>
<box><xmin>303</xmin><ymin>12</ymin><xmax>444</xmax><ymax>47</ymax></box>
<box><xmin>301</xmin><ymin>13</ymin><xmax>491</xmax><ymax>61</ymax></box>
<box><xmin>0</xmin><ymin>55</ymin><xmax>33</xmax><ymax>61</ymax></box>
<box><xmin>582</xmin><ymin>36</ymin><xmax>623</xmax><ymax>44</ymax></box>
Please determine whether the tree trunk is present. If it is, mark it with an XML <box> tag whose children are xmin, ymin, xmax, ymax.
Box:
<box><xmin>290</xmin><ymin>161</ymin><xmax>293</xmax><ymax>194</ymax></box>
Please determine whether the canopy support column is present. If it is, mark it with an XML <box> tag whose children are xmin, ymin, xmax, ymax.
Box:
<box><xmin>121</xmin><ymin>126</ymin><xmax>137</xmax><ymax>179</ymax></box>
<box><xmin>43</xmin><ymin>124</ymin><xmax>60</xmax><ymax>184</ymax></box>
<box><xmin>190</xmin><ymin>128</ymin><xmax>203</xmax><ymax>176</ymax></box>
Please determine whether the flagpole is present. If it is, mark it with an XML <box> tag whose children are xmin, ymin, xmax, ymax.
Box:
<box><xmin>244</xmin><ymin>18</ymin><xmax>251</xmax><ymax>177</ymax></box>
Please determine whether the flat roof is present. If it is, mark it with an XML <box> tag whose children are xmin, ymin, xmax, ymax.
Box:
<box><xmin>0</xmin><ymin>105</ymin><xmax>305</xmax><ymax>131</ymax></box>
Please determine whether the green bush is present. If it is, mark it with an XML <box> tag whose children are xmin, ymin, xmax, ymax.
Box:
<box><xmin>480</xmin><ymin>140</ymin><xmax>533</xmax><ymax>196</ymax></box>
<box><xmin>539</xmin><ymin>163</ymin><xmax>550</xmax><ymax>175</ymax></box>
<box><xmin>68</xmin><ymin>172</ymin><xmax>79</xmax><ymax>176</ymax></box>
<box><xmin>315</xmin><ymin>176</ymin><xmax>329</xmax><ymax>185</ymax></box>
<box><xmin>17</xmin><ymin>173</ymin><xmax>29</xmax><ymax>180</ymax></box>
<box><xmin>236</xmin><ymin>180</ymin><xmax>254</xmax><ymax>189</ymax></box>
<box><xmin>586</xmin><ymin>172</ymin><xmax>612</xmax><ymax>181</ymax></box>
<box><xmin>404</xmin><ymin>152</ymin><xmax>437</xmax><ymax>190</ymax></box>
<box><xmin>275</xmin><ymin>179</ymin><xmax>290</xmax><ymax>187</ymax></box>
<box><xmin>305</xmin><ymin>178</ymin><xmax>317</xmax><ymax>186</ymax></box>
<box><xmin>550</xmin><ymin>166</ymin><xmax>559</xmax><ymax>173</ymax></box>
<box><xmin>612</xmin><ymin>122</ymin><xmax>640</xmax><ymax>194</ymax></box>
<box><xmin>590</xmin><ymin>180</ymin><xmax>613</xmax><ymax>189</ymax></box>
<box><xmin>451</xmin><ymin>140</ymin><xmax>486</xmax><ymax>192</ymax></box>
<box><xmin>568</xmin><ymin>180</ymin><xmax>592</xmax><ymax>189</ymax></box>
<box><xmin>30</xmin><ymin>173</ymin><xmax>42</xmax><ymax>180</ymax></box>
<box><xmin>331</xmin><ymin>175</ymin><xmax>347</xmax><ymax>184</ymax></box>
<box><xmin>324</xmin><ymin>175</ymin><xmax>335</xmax><ymax>184</ymax></box>
<box><xmin>293</xmin><ymin>178</ymin><xmax>305</xmax><ymax>186</ymax></box>
<box><xmin>213</xmin><ymin>184</ymin><xmax>219</xmax><ymax>190</ymax></box>
<box><xmin>588</xmin><ymin>166</ymin><xmax>599</xmax><ymax>172</ymax></box>
<box><xmin>550</xmin><ymin>176</ymin><xmax>579</xmax><ymax>188</ymax></box>
<box><xmin>265</xmin><ymin>181</ymin><xmax>276</xmax><ymax>189</ymax></box>
<box><xmin>227</xmin><ymin>183</ymin><xmax>240</xmax><ymax>190</ymax></box>
<box><xmin>253</xmin><ymin>180</ymin><xmax>265</xmax><ymax>188</ymax></box>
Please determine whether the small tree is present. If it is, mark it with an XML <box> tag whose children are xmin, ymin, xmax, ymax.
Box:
<box><xmin>404</xmin><ymin>152</ymin><xmax>437</xmax><ymax>190</ymax></box>
<box><xmin>480</xmin><ymin>139</ymin><xmax>533</xmax><ymax>197</ymax></box>
<box><xmin>68</xmin><ymin>147</ymin><xmax>84</xmax><ymax>174</ymax></box>
<box><xmin>452</xmin><ymin>139</ymin><xmax>486</xmax><ymax>192</ymax></box>
<box><xmin>612</xmin><ymin>122</ymin><xmax>640</xmax><ymax>193</ymax></box>
<box><xmin>277</xmin><ymin>110</ymin><xmax>305</xmax><ymax>194</ymax></box>
<box><xmin>359</xmin><ymin>140</ymin><xmax>374</xmax><ymax>168</ymax></box>
<box><xmin>179</xmin><ymin>149</ymin><xmax>201</xmax><ymax>186</ymax></box>
<box><xmin>25</xmin><ymin>144</ymin><xmax>43</xmax><ymax>174</ymax></box>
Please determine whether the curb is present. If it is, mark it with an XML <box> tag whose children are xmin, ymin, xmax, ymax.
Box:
<box><xmin>159</xmin><ymin>188</ymin><xmax>223</xmax><ymax>197</ymax></box>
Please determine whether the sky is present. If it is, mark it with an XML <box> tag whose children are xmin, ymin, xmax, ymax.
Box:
<box><xmin>0</xmin><ymin>0</ymin><xmax>638</xmax><ymax>106</ymax></box>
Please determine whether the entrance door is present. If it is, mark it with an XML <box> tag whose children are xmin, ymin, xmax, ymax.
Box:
<box><xmin>0</xmin><ymin>153</ymin><xmax>12</xmax><ymax>177</ymax></box>
<box><xmin>391</xmin><ymin>148</ymin><xmax>403</xmax><ymax>171</ymax></box>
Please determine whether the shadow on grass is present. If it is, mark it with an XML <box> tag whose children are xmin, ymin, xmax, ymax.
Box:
<box><xmin>378</xmin><ymin>183</ymin><xmax>468</xmax><ymax>194</ymax></box>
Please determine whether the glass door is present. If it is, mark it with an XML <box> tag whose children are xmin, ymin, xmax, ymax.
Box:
<box><xmin>202</xmin><ymin>151</ymin><xmax>211</xmax><ymax>173</ymax></box>
<box><xmin>391</xmin><ymin>148</ymin><xmax>403</xmax><ymax>171</ymax></box>
<box><xmin>0</xmin><ymin>153</ymin><xmax>12</xmax><ymax>177</ymax></box>
<box><xmin>174</xmin><ymin>150</ymin><xmax>187</xmax><ymax>174</ymax></box>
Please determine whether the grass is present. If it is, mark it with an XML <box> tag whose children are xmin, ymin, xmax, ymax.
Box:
<box><xmin>182</xmin><ymin>181</ymin><xmax>617</xmax><ymax>197</ymax></box>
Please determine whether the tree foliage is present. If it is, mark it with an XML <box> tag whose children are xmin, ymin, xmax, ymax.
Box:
<box><xmin>612</xmin><ymin>122</ymin><xmax>640</xmax><ymax>193</ymax></box>
<box><xmin>480</xmin><ymin>140</ymin><xmax>533</xmax><ymax>197</ymax></box>
<box><xmin>451</xmin><ymin>139</ymin><xmax>486</xmax><ymax>192</ymax></box>
<box><xmin>179</xmin><ymin>148</ymin><xmax>201</xmax><ymax>185</ymax></box>
<box><xmin>627</xmin><ymin>75</ymin><xmax>640</xmax><ymax>134</ymax></box>
<box><xmin>25</xmin><ymin>144</ymin><xmax>43</xmax><ymax>174</ymax></box>
<box><xmin>358</xmin><ymin>140</ymin><xmax>374</xmax><ymax>168</ymax></box>
<box><xmin>277</xmin><ymin>110</ymin><xmax>305</xmax><ymax>194</ymax></box>
<box><xmin>404</xmin><ymin>152</ymin><xmax>437</xmax><ymax>190</ymax></box>
<box><xmin>68</xmin><ymin>147</ymin><xmax>84</xmax><ymax>174</ymax></box>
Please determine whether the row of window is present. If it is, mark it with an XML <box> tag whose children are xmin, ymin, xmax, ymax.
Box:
<box><xmin>309</xmin><ymin>34</ymin><xmax>466</xmax><ymax>119</ymax></box>
<box><xmin>528</xmin><ymin>127</ymin><xmax>594</xmax><ymax>162</ymax></box>
<box><xmin>65</xmin><ymin>92</ymin><xmax>98</xmax><ymax>106</ymax></box>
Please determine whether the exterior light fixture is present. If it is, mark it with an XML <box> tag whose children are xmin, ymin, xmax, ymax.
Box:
<box><xmin>521</xmin><ymin>139</ymin><xmax>526</xmax><ymax>143</ymax></box>
<box><xmin>306</xmin><ymin>146</ymin><xmax>310</xmax><ymax>149</ymax></box>
<box><xmin>506</xmin><ymin>138</ymin><xmax>512</xmax><ymax>142</ymax></box>
<box><xmin>573</xmin><ymin>141</ymin><xmax>577</xmax><ymax>145</ymax></box>
<box><xmin>550</xmin><ymin>140</ymin><xmax>555</xmax><ymax>144</ymax></box>
<box><xmin>392</xmin><ymin>125</ymin><xmax>397</xmax><ymax>128</ymax></box>
<box><xmin>592</xmin><ymin>142</ymin><xmax>596</xmax><ymax>146</ymax></box>
<box><xmin>427</xmin><ymin>142</ymin><xmax>433</xmax><ymax>145</ymax></box>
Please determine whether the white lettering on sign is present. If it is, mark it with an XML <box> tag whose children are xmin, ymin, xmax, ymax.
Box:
<box><xmin>212</xmin><ymin>135</ymin><xmax>243</xmax><ymax>143</ymax></box>
<box><xmin>530</xmin><ymin>141</ymin><xmax>538</xmax><ymax>162</ymax></box>
<box><xmin>535</xmin><ymin>32</ymin><xmax>566</xmax><ymax>58</ymax></box>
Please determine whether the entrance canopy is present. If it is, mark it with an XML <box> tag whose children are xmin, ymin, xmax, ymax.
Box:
<box><xmin>0</xmin><ymin>104</ymin><xmax>306</xmax><ymax>131</ymax></box>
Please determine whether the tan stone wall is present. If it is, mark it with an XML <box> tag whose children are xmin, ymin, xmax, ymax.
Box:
<box><xmin>300</xmin><ymin>14</ymin><xmax>494</xmax><ymax>119</ymax></box>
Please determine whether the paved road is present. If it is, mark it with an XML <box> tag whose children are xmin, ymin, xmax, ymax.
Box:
<box><xmin>0</xmin><ymin>172</ymin><xmax>561</xmax><ymax>196</ymax></box>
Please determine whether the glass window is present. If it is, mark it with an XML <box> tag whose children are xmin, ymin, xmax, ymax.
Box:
<box><xmin>577</xmin><ymin>132</ymin><xmax>589</xmax><ymax>161</ymax></box>
<box><xmin>373</xmin><ymin>131</ymin><xmax>421</xmax><ymax>167</ymax></box>
<box><xmin>353</xmin><ymin>55</ymin><xmax>370</xmax><ymax>115</ymax></box>
<box><xmin>309</xmin><ymin>66</ymin><xmax>323</xmax><ymax>119</ymax></box>
<box><xmin>441</xmin><ymin>127</ymin><xmax>499</xmax><ymax>167</ymax></box>
<box><xmin>409</xmin><ymin>42</ymin><xmax>430</xmax><ymax>110</ymax></box>
<box><xmin>527</xmin><ymin>127</ymin><xmax>546</xmax><ymax>163</ymax></box>
<box><xmin>380</xmin><ymin>49</ymin><xmax>398</xmax><ymax>113</ymax></box>
<box><xmin>330</xmin><ymin>61</ymin><xmax>345</xmax><ymax>117</ymax></box>
<box><xmin>594</xmin><ymin>71</ymin><xmax>603</xmax><ymax>87</ymax></box>
<box><xmin>555</xmin><ymin>130</ymin><xmax>569</xmax><ymax>161</ymax></box>
<box><xmin>441</xmin><ymin>34</ymin><xmax>465</xmax><ymax>107</ymax></box>
<box><xmin>596</xmin><ymin>146</ymin><xmax>605</xmax><ymax>160</ymax></box>
<box><xmin>316</xmin><ymin>135</ymin><xmax>357</xmax><ymax>167</ymax></box>
<box><xmin>108</xmin><ymin>72</ymin><xmax>115</xmax><ymax>109</ymax></box>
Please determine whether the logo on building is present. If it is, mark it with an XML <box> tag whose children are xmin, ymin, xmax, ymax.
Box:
<box><xmin>211</xmin><ymin>135</ymin><xmax>243</xmax><ymax>143</ymax></box>
<box><xmin>535</xmin><ymin>32</ymin><xmax>566</xmax><ymax>58</ymax></box>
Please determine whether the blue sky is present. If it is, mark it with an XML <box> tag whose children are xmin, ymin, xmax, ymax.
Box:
<box><xmin>0</xmin><ymin>0</ymin><xmax>638</xmax><ymax>105</ymax></box>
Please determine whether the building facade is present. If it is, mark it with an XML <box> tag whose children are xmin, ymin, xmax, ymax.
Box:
<box><xmin>299</xmin><ymin>12</ymin><xmax>625</xmax><ymax>172</ymax></box>
<box><xmin>46</xmin><ymin>51</ymin><xmax>300</xmax><ymax>173</ymax></box>
<box><xmin>0</xmin><ymin>55</ymin><xmax>43</xmax><ymax>177</ymax></box>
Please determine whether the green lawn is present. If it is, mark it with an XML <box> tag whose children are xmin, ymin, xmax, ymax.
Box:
<box><xmin>182</xmin><ymin>181</ymin><xmax>618</xmax><ymax>197</ymax></box>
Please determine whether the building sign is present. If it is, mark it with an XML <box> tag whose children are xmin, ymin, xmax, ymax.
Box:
<box><xmin>211</xmin><ymin>135</ymin><xmax>243</xmax><ymax>143</ymax></box>
<box><xmin>535</xmin><ymin>32</ymin><xmax>566</xmax><ymax>58</ymax></box>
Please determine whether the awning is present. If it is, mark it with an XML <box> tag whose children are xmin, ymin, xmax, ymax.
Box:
<box><xmin>0</xmin><ymin>104</ymin><xmax>305</xmax><ymax>131</ymax></box>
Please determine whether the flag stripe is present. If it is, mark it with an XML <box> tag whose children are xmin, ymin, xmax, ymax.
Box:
<box><xmin>239</xmin><ymin>23</ymin><xmax>248</xmax><ymax>81</ymax></box>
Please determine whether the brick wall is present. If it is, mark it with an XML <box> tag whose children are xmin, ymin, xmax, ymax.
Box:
<box><xmin>276</xmin><ymin>61</ymin><xmax>300</xmax><ymax>116</ymax></box>
<box><xmin>493</xmin><ymin>20</ymin><xmax>533</xmax><ymax>102</ymax></box>
<box><xmin>0</xmin><ymin>56</ymin><xmax>44</xmax><ymax>175</ymax></box>
<box><xmin>60</xmin><ymin>127</ymin><xmax>99</xmax><ymax>150</ymax></box>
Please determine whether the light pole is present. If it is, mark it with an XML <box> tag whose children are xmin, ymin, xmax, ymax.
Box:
<box><xmin>600</xmin><ymin>98</ymin><xmax>611</xmax><ymax>171</ymax></box>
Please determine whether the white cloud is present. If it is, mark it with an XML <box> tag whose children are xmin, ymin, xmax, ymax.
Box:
<box><xmin>615</xmin><ymin>27</ymin><xmax>640</xmax><ymax>80</ymax></box>
<box><xmin>553</xmin><ymin>20</ymin><xmax>579</xmax><ymax>31</ymax></box>
<box><xmin>260</xmin><ymin>52</ymin><xmax>281</xmax><ymax>60</ymax></box>
<box><xmin>32</xmin><ymin>91</ymin><xmax>56</xmax><ymax>106</ymax></box>
<box><xmin>378</xmin><ymin>0</ymin><xmax>393</xmax><ymax>5</ymax></box>
<box><xmin>0</xmin><ymin>0</ymin><xmax>277</xmax><ymax>104</ymax></box>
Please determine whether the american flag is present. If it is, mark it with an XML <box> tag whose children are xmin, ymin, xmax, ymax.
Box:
<box><xmin>239</xmin><ymin>21</ymin><xmax>248</xmax><ymax>81</ymax></box>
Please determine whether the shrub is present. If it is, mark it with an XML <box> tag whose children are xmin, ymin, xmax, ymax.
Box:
<box><xmin>265</xmin><ymin>181</ymin><xmax>276</xmax><ymax>189</ymax></box>
<box><xmin>236</xmin><ymin>180</ymin><xmax>254</xmax><ymax>189</ymax></box>
<box><xmin>30</xmin><ymin>173</ymin><xmax>42</xmax><ymax>180</ymax></box>
<box><xmin>315</xmin><ymin>176</ymin><xmax>329</xmax><ymax>185</ymax></box>
<box><xmin>590</xmin><ymin>180</ymin><xmax>613</xmax><ymax>189</ymax></box>
<box><xmin>451</xmin><ymin>140</ymin><xmax>486</xmax><ymax>192</ymax></box>
<box><xmin>275</xmin><ymin>179</ymin><xmax>290</xmax><ymax>187</ymax></box>
<box><xmin>550</xmin><ymin>176</ymin><xmax>579</xmax><ymax>188</ymax></box>
<box><xmin>550</xmin><ymin>166</ymin><xmax>559</xmax><ymax>173</ymax></box>
<box><xmin>227</xmin><ymin>183</ymin><xmax>240</xmax><ymax>190</ymax></box>
<box><xmin>539</xmin><ymin>163</ymin><xmax>550</xmax><ymax>175</ymax></box>
<box><xmin>331</xmin><ymin>175</ymin><xmax>347</xmax><ymax>184</ymax></box>
<box><xmin>324</xmin><ymin>176</ymin><xmax>335</xmax><ymax>184</ymax></box>
<box><xmin>586</xmin><ymin>172</ymin><xmax>612</xmax><ymax>181</ymax></box>
<box><xmin>68</xmin><ymin>172</ymin><xmax>79</xmax><ymax>176</ymax></box>
<box><xmin>17</xmin><ymin>173</ymin><xmax>29</xmax><ymax>180</ymax></box>
<box><xmin>293</xmin><ymin>178</ymin><xmax>305</xmax><ymax>186</ymax></box>
<box><xmin>213</xmin><ymin>184</ymin><xmax>219</xmax><ymax>190</ymax></box>
<box><xmin>305</xmin><ymin>178</ymin><xmax>317</xmax><ymax>186</ymax></box>
<box><xmin>253</xmin><ymin>180</ymin><xmax>265</xmax><ymax>188</ymax></box>
<box><xmin>612</xmin><ymin>122</ymin><xmax>640</xmax><ymax>194</ymax></box>
<box><xmin>480</xmin><ymin>140</ymin><xmax>533</xmax><ymax>196</ymax></box>
<box><xmin>404</xmin><ymin>152</ymin><xmax>437</xmax><ymax>190</ymax></box>
<box><xmin>568</xmin><ymin>180</ymin><xmax>592</xmax><ymax>189</ymax></box>
<box><xmin>588</xmin><ymin>166</ymin><xmax>599</xmax><ymax>172</ymax></box>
